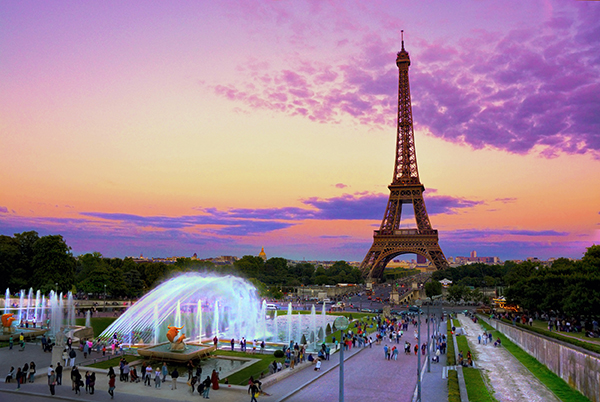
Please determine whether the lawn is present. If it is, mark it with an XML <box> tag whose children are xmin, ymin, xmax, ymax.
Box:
<box><xmin>479</xmin><ymin>319</ymin><xmax>590</xmax><ymax>402</ymax></box>
<box><xmin>463</xmin><ymin>367</ymin><xmax>497</xmax><ymax>402</ymax></box>
<box><xmin>214</xmin><ymin>350</ymin><xmax>284</xmax><ymax>385</ymax></box>
<box><xmin>75</xmin><ymin>317</ymin><xmax>117</xmax><ymax>337</ymax></box>
<box><xmin>87</xmin><ymin>354</ymin><xmax>139</xmax><ymax>369</ymax></box>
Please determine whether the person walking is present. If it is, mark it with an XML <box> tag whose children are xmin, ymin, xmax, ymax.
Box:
<box><xmin>249</xmin><ymin>381</ymin><xmax>259</xmax><ymax>402</ymax></box>
<box><xmin>170</xmin><ymin>367</ymin><xmax>179</xmax><ymax>390</ymax></box>
<box><xmin>108</xmin><ymin>371</ymin><xmax>116</xmax><ymax>399</ymax></box>
<box><xmin>56</xmin><ymin>362</ymin><xmax>63</xmax><ymax>385</ymax></box>
<box><xmin>48</xmin><ymin>369</ymin><xmax>56</xmax><ymax>395</ymax></box>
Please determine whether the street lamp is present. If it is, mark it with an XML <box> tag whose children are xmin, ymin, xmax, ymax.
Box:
<box><xmin>104</xmin><ymin>284</ymin><xmax>107</xmax><ymax>313</ymax></box>
<box><xmin>409</xmin><ymin>305</ymin><xmax>422</xmax><ymax>401</ymax></box>
<box><xmin>334</xmin><ymin>316</ymin><xmax>350</xmax><ymax>402</ymax></box>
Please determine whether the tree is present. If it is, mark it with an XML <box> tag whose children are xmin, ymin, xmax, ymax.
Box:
<box><xmin>425</xmin><ymin>280</ymin><xmax>442</xmax><ymax>299</ymax></box>
<box><xmin>0</xmin><ymin>235</ymin><xmax>20</xmax><ymax>291</ymax></box>
<box><xmin>234</xmin><ymin>256</ymin><xmax>265</xmax><ymax>278</ymax></box>
<box><xmin>447</xmin><ymin>284</ymin><xmax>468</xmax><ymax>303</ymax></box>
<box><xmin>76</xmin><ymin>252</ymin><xmax>112</xmax><ymax>296</ymax></box>
<box><xmin>31</xmin><ymin>234</ymin><xmax>76</xmax><ymax>293</ymax></box>
<box><xmin>122</xmin><ymin>269</ymin><xmax>145</xmax><ymax>298</ymax></box>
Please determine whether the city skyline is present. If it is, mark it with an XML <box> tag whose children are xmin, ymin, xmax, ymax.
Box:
<box><xmin>1</xmin><ymin>1</ymin><xmax>599</xmax><ymax>262</ymax></box>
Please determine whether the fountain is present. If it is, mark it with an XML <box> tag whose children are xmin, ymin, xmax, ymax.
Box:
<box><xmin>102</xmin><ymin>273</ymin><xmax>266</xmax><ymax>361</ymax></box>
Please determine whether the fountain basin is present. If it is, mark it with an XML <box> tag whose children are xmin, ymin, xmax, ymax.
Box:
<box><xmin>0</xmin><ymin>327</ymin><xmax>48</xmax><ymax>341</ymax></box>
<box><xmin>137</xmin><ymin>342</ymin><xmax>215</xmax><ymax>363</ymax></box>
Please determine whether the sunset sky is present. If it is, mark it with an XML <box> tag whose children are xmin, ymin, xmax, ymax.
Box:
<box><xmin>1</xmin><ymin>1</ymin><xmax>599</xmax><ymax>263</ymax></box>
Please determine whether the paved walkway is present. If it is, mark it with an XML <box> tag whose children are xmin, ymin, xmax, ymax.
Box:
<box><xmin>458</xmin><ymin>315</ymin><xmax>560</xmax><ymax>402</ymax></box>
<box><xmin>1</xmin><ymin>321</ymin><xmax>451</xmax><ymax>402</ymax></box>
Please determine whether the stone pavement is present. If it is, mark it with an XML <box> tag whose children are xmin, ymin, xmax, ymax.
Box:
<box><xmin>1</xmin><ymin>321</ymin><xmax>451</xmax><ymax>402</ymax></box>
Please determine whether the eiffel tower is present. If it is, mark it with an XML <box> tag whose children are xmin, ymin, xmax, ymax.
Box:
<box><xmin>360</xmin><ymin>33</ymin><xmax>448</xmax><ymax>279</ymax></box>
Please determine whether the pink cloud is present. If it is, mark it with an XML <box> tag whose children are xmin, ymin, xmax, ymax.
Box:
<box><xmin>210</xmin><ymin>3</ymin><xmax>600</xmax><ymax>158</ymax></box>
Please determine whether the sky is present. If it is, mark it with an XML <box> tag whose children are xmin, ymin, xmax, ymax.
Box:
<box><xmin>1</xmin><ymin>0</ymin><xmax>599</xmax><ymax>263</ymax></box>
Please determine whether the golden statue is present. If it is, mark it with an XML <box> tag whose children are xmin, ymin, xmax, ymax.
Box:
<box><xmin>166</xmin><ymin>324</ymin><xmax>186</xmax><ymax>351</ymax></box>
<box><xmin>1</xmin><ymin>313</ymin><xmax>17</xmax><ymax>334</ymax></box>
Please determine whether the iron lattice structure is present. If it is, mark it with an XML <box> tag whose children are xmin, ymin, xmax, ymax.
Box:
<box><xmin>360</xmin><ymin>36</ymin><xmax>449</xmax><ymax>279</ymax></box>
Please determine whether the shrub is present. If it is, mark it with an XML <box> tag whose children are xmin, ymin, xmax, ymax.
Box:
<box><xmin>273</xmin><ymin>350</ymin><xmax>284</xmax><ymax>358</ymax></box>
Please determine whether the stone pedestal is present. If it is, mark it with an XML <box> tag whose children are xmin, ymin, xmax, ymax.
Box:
<box><xmin>169</xmin><ymin>342</ymin><xmax>186</xmax><ymax>351</ymax></box>
<box><xmin>390</xmin><ymin>288</ymin><xmax>400</xmax><ymax>305</ymax></box>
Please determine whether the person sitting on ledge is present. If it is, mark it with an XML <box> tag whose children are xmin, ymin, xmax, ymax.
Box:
<box><xmin>307</xmin><ymin>353</ymin><xmax>314</xmax><ymax>363</ymax></box>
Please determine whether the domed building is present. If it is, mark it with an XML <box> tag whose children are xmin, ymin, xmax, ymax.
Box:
<box><xmin>258</xmin><ymin>247</ymin><xmax>267</xmax><ymax>261</ymax></box>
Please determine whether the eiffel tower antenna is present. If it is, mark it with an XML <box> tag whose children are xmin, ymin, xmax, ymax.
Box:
<box><xmin>360</xmin><ymin>34</ymin><xmax>448</xmax><ymax>280</ymax></box>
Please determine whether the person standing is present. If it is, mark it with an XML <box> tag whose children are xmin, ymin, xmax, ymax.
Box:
<box><xmin>123</xmin><ymin>362</ymin><xmax>130</xmax><ymax>383</ymax></box>
<box><xmin>69</xmin><ymin>348</ymin><xmax>76</xmax><ymax>367</ymax></box>
<box><xmin>145</xmin><ymin>364</ymin><xmax>152</xmax><ymax>386</ymax></box>
<box><xmin>72</xmin><ymin>366</ymin><xmax>82</xmax><ymax>395</ymax></box>
<box><xmin>62</xmin><ymin>349</ymin><xmax>69</xmax><ymax>367</ymax></box>
<box><xmin>170</xmin><ymin>367</ymin><xmax>179</xmax><ymax>390</ymax></box>
<box><xmin>186</xmin><ymin>360</ymin><xmax>194</xmax><ymax>380</ymax></box>
<box><xmin>15</xmin><ymin>368</ymin><xmax>22</xmax><ymax>389</ymax></box>
<box><xmin>47</xmin><ymin>364</ymin><xmax>53</xmax><ymax>382</ymax></box>
<box><xmin>161</xmin><ymin>362</ymin><xmax>168</xmax><ymax>382</ymax></box>
<box><xmin>55</xmin><ymin>362</ymin><xmax>63</xmax><ymax>385</ymax></box>
<box><xmin>108</xmin><ymin>371</ymin><xmax>116</xmax><ymax>399</ymax></box>
<box><xmin>28</xmin><ymin>361</ymin><xmax>36</xmax><ymax>383</ymax></box>
<box><xmin>89</xmin><ymin>372</ymin><xmax>96</xmax><ymax>394</ymax></box>
<box><xmin>202</xmin><ymin>376</ymin><xmax>211</xmax><ymax>399</ymax></box>
<box><xmin>48</xmin><ymin>369</ymin><xmax>56</xmax><ymax>395</ymax></box>
<box><xmin>85</xmin><ymin>371</ymin><xmax>91</xmax><ymax>393</ymax></box>
<box><xmin>211</xmin><ymin>369</ymin><xmax>219</xmax><ymax>390</ymax></box>
<box><xmin>154</xmin><ymin>367</ymin><xmax>161</xmax><ymax>388</ymax></box>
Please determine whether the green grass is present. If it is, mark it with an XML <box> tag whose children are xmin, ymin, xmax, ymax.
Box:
<box><xmin>75</xmin><ymin>317</ymin><xmax>117</xmax><ymax>337</ymax></box>
<box><xmin>447</xmin><ymin>320</ymin><xmax>456</xmax><ymax>366</ymax></box>
<box><xmin>479</xmin><ymin>319</ymin><xmax>590</xmax><ymax>402</ymax></box>
<box><xmin>87</xmin><ymin>354</ymin><xmax>139</xmax><ymax>369</ymax></box>
<box><xmin>448</xmin><ymin>369</ymin><xmax>461</xmax><ymax>402</ymax></box>
<box><xmin>214</xmin><ymin>350</ymin><xmax>284</xmax><ymax>385</ymax></box>
<box><xmin>463</xmin><ymin>367</ymin><xmax>497</xmax><ymax>402</ymax></box>
<box><xmin>455</xmin><ymin>335</ymin><xmax>472</xmax><ymax>359</ymax></box>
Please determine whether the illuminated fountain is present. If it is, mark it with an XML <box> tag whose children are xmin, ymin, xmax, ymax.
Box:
<box><xmin>99</xmin><ymin>273</ymin><xmax>265</xmax><ymax>347</ymax></box>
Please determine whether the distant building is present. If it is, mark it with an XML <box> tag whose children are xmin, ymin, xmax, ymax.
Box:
<box><xmin>454</xmin><ymin>251</ymin><xmax>501</xmax><ymax>266</ymax></box>
<box><xmin>258</xmin><ymin>247</ymin><xmax>267</xmax><ymax>261</ymax></box>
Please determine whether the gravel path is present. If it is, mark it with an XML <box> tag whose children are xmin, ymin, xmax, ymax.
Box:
<box><xmin>458</xmin><ymin>315</ymin><xmax>560</xmax><ymax>402</ymax></box>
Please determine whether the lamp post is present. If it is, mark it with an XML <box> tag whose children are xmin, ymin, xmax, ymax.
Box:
<box><xmin>427</xmin><ymin>299</ymin><xmax>431</xmax><ymax>373</ymax></box>
<box><xmin>334</xmin><ymin>316</ymin><xmax>350</xmax><ymax>402</ymax></box>
<box><xmin>104</xmin><ymin>284</ymin><xmax>107</xmax><ymax>313</ymax></box>
<box><xmin>409</xmin><ymin>305</ymin><xmax>422</xmax><ymax>401</ymax></box>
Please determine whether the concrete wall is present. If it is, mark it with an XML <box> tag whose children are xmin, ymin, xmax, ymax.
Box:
<box><xmin>486</xmin><ymin>318</ymin><xmax>600</xmax><ymax>402</ymax></box>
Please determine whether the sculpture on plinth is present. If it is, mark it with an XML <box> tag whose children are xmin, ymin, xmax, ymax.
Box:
<box><xmin>1</xmin><ymin>313</ymin><xmax>17</xmax><ymax>334</ymax></box>
<box><xmin>166</xmin><ymin>324</ymin><xmax>186</xmax><ymax>351</ymax></box>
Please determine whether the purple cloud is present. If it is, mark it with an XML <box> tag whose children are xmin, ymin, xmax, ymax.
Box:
<box><xmin>210</xmin><ymin>4</ymin><xmax>600</xmax><ymax>158</ymax></box>
<box><xmin>335</xmin><ymin>183</ymin><xmax>348</xmax><ymax>189</ymax></box>
<box><xmin>0</xmin><ymin>206</ymin><xmax>8</xmax><ymax>213</ymax></box>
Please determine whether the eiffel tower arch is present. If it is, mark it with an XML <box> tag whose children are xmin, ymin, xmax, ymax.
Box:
<box><xmin>360</xmin><ymin>32</ymin><xmax>448</xmax><ymax>280</ymax></box>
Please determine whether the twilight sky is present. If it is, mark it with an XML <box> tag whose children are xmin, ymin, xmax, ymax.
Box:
<box><xmin>1</xmin><ymin>0</ymin><xmax>599</xmax><ymax>262</ymax></box>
